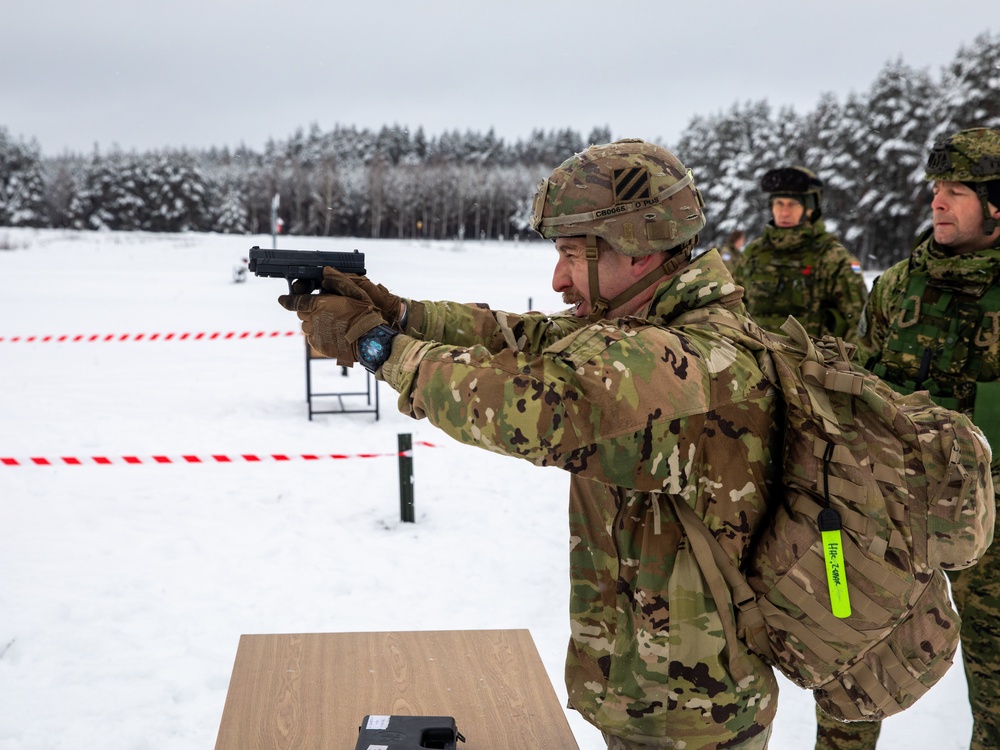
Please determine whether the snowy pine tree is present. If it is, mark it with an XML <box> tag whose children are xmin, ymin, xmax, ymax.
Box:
<box><xmin>214</xmin><ymin>187</ymin><xmax>249</xmax><ymax>234</ymax></box>
<box><xmin>795</xmin><ymin>93</ymin><xmax>865</xmax><ymax>260</ymax></box>
<box><xmin>854</xmin><ymin>59</ymin><xmax>937</xmax><ymax>266</ymax></box>
<box><xmin>70</xmin><ymin>151</ymin><xmax>140</xmax><ymax>230</ymax></box>
<box><xmin>675</xmin><ymin>100</ymin><xmax>792</xmax><ymax>247</ymax></box>
<box><xmin>145</xmin><ymin>153</ymin><xmax>211</xmax><ymax>232</ymax></box>
<box><xmin>930</xmin><ymin>30</ymin><xmax>1000</xmax><ymax>142</ymax></box>
<box><xmin>0</xmin><ymin>128</ymin><xmax>48</xmax><ymax>227</ymax></box>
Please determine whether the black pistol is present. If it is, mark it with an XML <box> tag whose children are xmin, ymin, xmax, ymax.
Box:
<box><xmin>247</xmin><ymin>246</ymin><xmax>367</xmax><ymax>294</ymax></box>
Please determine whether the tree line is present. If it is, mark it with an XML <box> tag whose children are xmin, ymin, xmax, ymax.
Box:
<box><xmin>2</xmin><ymin>124</ymin><xmax>610</xmax><ymax>242</ymax></box>
<box><xmin>1</xmin><ymin>30</ymin><xmax>998</xmax><ymax>269</ymax></box>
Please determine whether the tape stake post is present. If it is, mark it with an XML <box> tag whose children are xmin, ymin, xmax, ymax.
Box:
<box><xmin>818</xmin><ymin>508</ymin><xmax>852</xmax><ymax>619</ymax></box>
<box><xmin>398</xmin><ymin>433</ymin><xmax>415</xmax><ymax>523</ymax></box>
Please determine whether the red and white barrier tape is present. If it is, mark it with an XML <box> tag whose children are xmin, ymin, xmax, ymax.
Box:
<box><xmin>0</xmin><ymin>331</ymin><xmax>300</xmax><ymax>343</ymax></box>
<box><xmin>1</xmin><ymin>444</ymin><xmax>438</xmax><ymax>467</ymax></box>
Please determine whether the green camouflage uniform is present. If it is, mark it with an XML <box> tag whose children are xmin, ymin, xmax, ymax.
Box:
<box><xmin>717</xmin><ymin>241</ymin><xmax>741</xmax><ymax>273</ymax></box>
<box><xmin>380</xmin><ymin>250</ymin><xmax>782</xmax><ymax>749</ymax></box>
<box><xmin>813</xmin><ymin>715</ymin><xmax>881</xmax><ymax>750</ymax></box>
<box><xmin>822</xmin><ymin>229</ymin><xmax>1000</xmax><ymax>750</ymax></box>
<box><xmin>733</xmin><ymin>221</ymin><xmax>868</xmax><ymax>342</ymax></box>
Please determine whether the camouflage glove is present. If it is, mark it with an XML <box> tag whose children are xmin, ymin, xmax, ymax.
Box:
<box><xmin>319</xmin><ymin>267</ymin><xmax>408</xmax><ymax>331</ymax></box>
<box><xmin>278</xmin><ymin>291</ymin><xmax>385</xmax><ymax>367</ymax></box>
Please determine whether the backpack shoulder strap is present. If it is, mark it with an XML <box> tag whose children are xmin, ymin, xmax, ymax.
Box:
<box><xmin>665</xmin><ymin>493</ymin><xmax>774</xmax><ymax>675</ymax></box>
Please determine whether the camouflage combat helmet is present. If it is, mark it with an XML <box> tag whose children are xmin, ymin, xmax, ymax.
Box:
<box><xmin>925</xmin><ymin>127</ymin><xmax>1000</xmax><ymax>234</ymax></box>
<box><xmin>530</xmin><ymin>138</ymin><xmax>706</xmax><ymax>320</ymax></box>
<box><xmin>760</xmin><ymin>166</ymin><xmax>823</xmax><ymax>220</ymax></box>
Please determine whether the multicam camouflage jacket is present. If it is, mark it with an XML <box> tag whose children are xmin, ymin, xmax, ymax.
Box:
<box><xmin>858</xmin><ymin>228</ymin><xmax>1000</xmax><ymax>459</ymax></box>
<box><xmin>380</xmin><ymin>251</ymin><xmax>782</xmax><ymax>748</ymax></box>
<box><xmin>733</xmin><ymin>220</ymin><xmax>868</xmax><ymax>342</ymax></box>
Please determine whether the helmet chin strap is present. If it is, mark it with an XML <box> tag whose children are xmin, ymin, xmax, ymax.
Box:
<box><xmin>585</xmin><ymin>237</ymin><xmax>609</xmax><ymax>320</ymax></box>
<box><xmin>584</xmin><ymin>236</ymin><xmax>690</xmax><ymax>322</ymax></box>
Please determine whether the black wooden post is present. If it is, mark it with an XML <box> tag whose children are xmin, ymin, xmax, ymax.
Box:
<box><xmin>398</xmin><ymin>433</ymin><xmax>415</xmax><ymax>522</ymax></box>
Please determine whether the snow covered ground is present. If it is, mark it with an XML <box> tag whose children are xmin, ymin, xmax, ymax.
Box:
<box><xmin>0</xmin><ymin>228</ymin><xmax>973</xmax><ymax>749</ymax></box>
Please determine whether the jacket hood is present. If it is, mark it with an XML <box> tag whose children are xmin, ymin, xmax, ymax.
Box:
<box><xmin>911</xmin><ymin>229</ymin><xmax>1000</xmax><ymax>286</ymax></box>
<box><xmin>644</xmin><ymin>248</ymin><xmax>743</xmax><ymax>323</ymax></box>
<box><xmin>761</xmin><ymin>218</ymin><xmax>829</xmax><ymax>251</ymax></box>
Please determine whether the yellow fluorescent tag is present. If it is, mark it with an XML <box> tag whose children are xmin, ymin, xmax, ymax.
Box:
<box><xmin>819</xmin><ymin>508</ymin><xmax>852</xmax><ymax>619</ymax></box>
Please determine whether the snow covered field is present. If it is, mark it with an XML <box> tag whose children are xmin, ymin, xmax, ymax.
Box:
<box><xmin>0</xmin><ymin>228</ymin><xmax>973</xmax><ymax>749</ymax></box>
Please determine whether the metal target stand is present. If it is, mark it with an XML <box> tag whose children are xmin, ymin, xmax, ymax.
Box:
<box><xmin>304</xmin><ymin>342</ymin><xmax>380</xmax><ymax>420</ymax></box>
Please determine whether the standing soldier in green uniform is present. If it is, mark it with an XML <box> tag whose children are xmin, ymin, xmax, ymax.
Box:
<box><xmin>277</xmin><ymin>139</ymin><xmax>785</xmax><ymax>749</ymax></box>
<box><xmin>717</xmin><ymin>228</ymin><xmax>746</xmax><ymax>272</ymax></box>
<box><xmin>819</xmin><ymin>127</ymin><xmax>1000</xmax><ymax>750</ymax></box>
<box><xmin>733</xmin><ymin>167</ymin><xmax>881</xmax><ymax>750</ymax></box>
<box><xmin>733</xmin><ymin>166</ymin><xmax>868</xmax><ymax>342</ymax></box>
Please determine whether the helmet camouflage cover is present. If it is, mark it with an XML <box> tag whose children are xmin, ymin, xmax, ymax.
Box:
<box><xmin>530</xmin><ymin>138</ymin><xmax>706</xmax><ymax>257</ymax></box>
<box><xmin>925</xmin><ymin>127</ymin><xmax>1000</xmax><ymax>183</ymax></box>
<box><xmin>926</xmin><ymin>128</ymin><xmax>1000</xmax><ymax>233</ymax></box>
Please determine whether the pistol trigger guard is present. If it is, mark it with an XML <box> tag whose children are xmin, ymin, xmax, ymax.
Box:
<box><xmin>288</xmin><ymin>278</ymin><xmax>320</xmax><ymax>296</ymax></box>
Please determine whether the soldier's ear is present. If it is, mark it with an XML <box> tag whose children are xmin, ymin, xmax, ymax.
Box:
<box><xmin>630</xmin><ymin>252</ymin><xmax>664</xmax><ymax>277</ymax></box>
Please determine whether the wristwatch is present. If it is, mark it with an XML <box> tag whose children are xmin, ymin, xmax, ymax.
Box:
<box><xmin>357</xmin><ymin>324</ymin><xmax>397</xmax><ymax>373</ymax></box>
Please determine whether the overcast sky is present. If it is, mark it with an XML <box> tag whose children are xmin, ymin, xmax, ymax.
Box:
<box><xmin>5</xmin><ymin>1</ymin><xmax>998</xmax><ymax>156</ymax></box>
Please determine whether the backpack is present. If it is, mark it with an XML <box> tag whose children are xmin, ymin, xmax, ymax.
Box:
<box><xmin>671</xmin><ymin>311</ymin><xmax>995</xmax><ymax>722</ymax></box>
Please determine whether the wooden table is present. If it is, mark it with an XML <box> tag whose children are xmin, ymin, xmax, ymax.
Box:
<box><xmin>214</xmin><ymin>629</ymin><xmax>581</xmax><ymax>750</ymax></box>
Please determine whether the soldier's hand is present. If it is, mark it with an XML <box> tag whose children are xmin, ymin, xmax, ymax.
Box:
<box><xmin>320</xmin><ymin>267</ymin><xmax>407</xmax><ymax>330</ymax></box>
<box><xmin>278</xmin><ymin>292</ymin><xmax>385</xmax><ymax>367</ymax></box>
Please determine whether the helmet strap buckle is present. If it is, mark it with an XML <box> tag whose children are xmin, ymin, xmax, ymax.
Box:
<box><xmin>586</xmin><ymin>236</ymin><xmax>610</xmax><ymax>321</ymax></box>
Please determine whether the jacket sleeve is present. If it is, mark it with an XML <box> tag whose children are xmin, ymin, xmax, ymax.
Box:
<box><xmin>855</xmin><ymin>261</ymin><xmax>906</xmax><ymax>365</ymax></box>
<box><xmin>379</xmin><ymin>319</ymin><xmax>774</xmax><ymax>491</ymax></box>
<box><xmin>730</xmin><ymin>239</ymin><xmax>757</xmax><ymax>289</ymax></box>
<box><xmin>406</xmin><ymin>299</ymin><xmax>587</xmax><ymax>354</ymax></box>
<box><xmin>825</xmin><ymin>245</ymin><xmax>869</xmax><ymax>342</ymax></box>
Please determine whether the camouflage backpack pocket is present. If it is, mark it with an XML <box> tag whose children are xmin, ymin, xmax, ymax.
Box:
<box><xmin>813</xmin><ymin>569</ymin><xmax>960</xmax><ymax>720</ymax></box>
<box><xmin>894</xmin><ymin>391</ymin><xmax>995</xmax><ymax>570</ymax></box>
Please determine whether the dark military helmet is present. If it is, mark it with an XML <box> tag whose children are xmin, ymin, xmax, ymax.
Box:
<box><xmin>530</xmin><ymin>138</ymin><xmax>706</xmax><ymax>257</ymax></box>
<box><xmin>926</xmin><ymin>128</ymin><xmax>1000</xmax><ymax>234</ymax></box>
<box><xmin>760</xmin><ymin>166</ymin><xmax>823</xmax><ymax>217</ymax></box>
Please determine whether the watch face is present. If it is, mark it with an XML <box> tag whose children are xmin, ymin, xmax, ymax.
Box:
<box><xmin>358</xmin><ymin>326</ymin><xmax>395</xmax><ymax>371</ymax></box>
<box><xmin>360</xmin><ymin>338</ymin><xmax>384</xmax><ymax>364</ymax></box>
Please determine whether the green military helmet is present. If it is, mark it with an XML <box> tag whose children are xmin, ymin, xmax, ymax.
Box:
<box><xmin>530</xmin><ymin>138</ymin><xmax>706</xmax><ymax>257</ymax></box>
<box><xmin>760</xmin><ymin>166</ymin><xmax>823</xmax><ymax>217</ymax></box>
<box><xmin>926</xmin><ymin>127</ymin><xmax>1000</xmax><ymax>234</ymax></box>
<box><xmin>925</xmin><ymin>127</ymin><xmax>1000</xmax><ymax>182</ymax></box>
